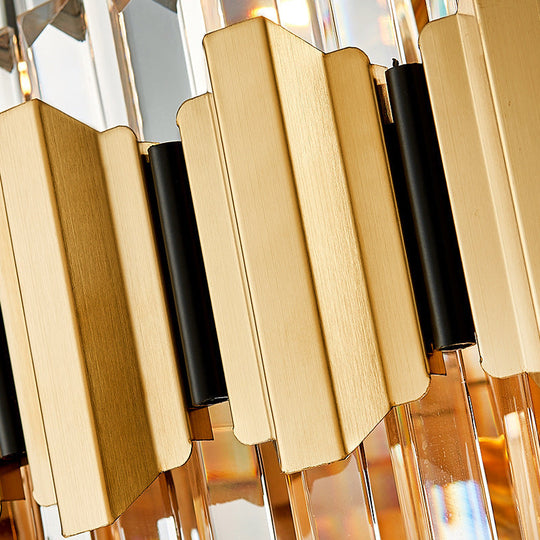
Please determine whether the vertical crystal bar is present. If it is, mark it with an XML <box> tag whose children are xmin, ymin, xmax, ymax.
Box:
<box><xmin>286</xmin><ymin>473</ymin><xmax>318</xmax><ymax>540</ymax></box>
<box><xmin>198</xmin><ymin>403</ymin><xmax>276</xmax><ymax>540</ymax></box>
<box><xmin>177</xmin><ymin>0</ymin><xmax>340</xmax><ymax>98</ymax></box>
<box><xmin>91</xmin><ymin>475</ymin><xmax>178</xmax><ymax>540</ymax></box>
<box><xmin>257</xmin><ymin>442</ymin><xmax>297</xmax><ymax>540</ymax></box>
<box><xmin>302</xmin><ymin>451</ymin><xmax>379</xmax><ymax>540</ymax></box>
<box><xmin>363</xmin><ymin>420</ymin><xmax>411</xmax><ymax>539</ymax></box>
<box><xmin>330</xmin><ymin>0</ymin><xmax>399</xmax><ymax>65</ymax></box>
<box><xmin>398</xmin><ymin>351</ymin><xmax>496</xmax><ymax>539</ymax></box>
<box><xmin>178</xmin><ymin>0</ymin><xmax>402</xmax><ymax>96</ymax></box>
<box><xmin>168</xmin><ymin>459</ymin><xmax>215</xmax><ymax>540</ymax></box>
<box><xmin>15</xmin><ymin>0</ymin><xmax>192</xmax><ymax>140</ymax></box>
<box><xmin>107</xmin><ymin>0</ymin><xmax>192</xmax><ymax>141</ymax></box>
<box><xmin>15</xmin><ymin>0</ymin><xmax>118</xmax><ymax>130</ymax></box>
<box><xmin>487</xmin><ymin>373</ymin><xmax>540</xmax><ymax>538</ymax></box>
<box><xmin>90</xmin><ymin>463</ymin><xmax>216</xmax><ymax>539</ymax></box>
<box><xmin>385</xmin><ymin>408</ymin><xmax>433</xmax><ymax>539</ymax></box>
<box><xmin>463</xmin><ymin>348</ymin><xmax>522</xmax><ymax>539</ymax></box>
<box><xmin>386</xmin><ymin>0</ymin><xmax>420</xmax><ymax>62</ymax></box>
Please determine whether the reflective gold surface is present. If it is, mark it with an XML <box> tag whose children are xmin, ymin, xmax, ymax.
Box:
<box><xmin>179</xmin><ymin>18</ymin><xmax>428</xmax><ymax>473</ymax></box>
<box><xmin>0</xmin><ymin>100</ymin><xmax>191</xmax><ymax>534</ymax></box>
<box><xmin>420</xmin><ymin>2</ymin><xmax>540</xmax><ymax>380</ymax></box>
<box><xmin>0</xmin><ymin>166</ymin><xmax>55</xmax><ymax>506</ymax></box>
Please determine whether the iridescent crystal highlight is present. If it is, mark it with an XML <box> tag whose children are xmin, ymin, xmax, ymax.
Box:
<box><xmin>394</xmin><ymin>351</ymin><xmax>497</xmax><ymax>539</ymax></box>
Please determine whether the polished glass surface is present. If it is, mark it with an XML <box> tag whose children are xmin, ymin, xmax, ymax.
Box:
<box><xmin>15</xmin><ymin>0</ymin><xmax>192</xmax><ymax>140</ymax></box>
<box><xmin>198</xmin><ymin>403</ymin><xmax>276</xmax><ymax>540</ymax></box>
<box><xmin>302</xmin><ymin>449</ymin><xmax>378</xmax><ymax>540</ymax></box>
<box><xmin>463</xmin><ymin>347</ymin><xmax>522</xmax><ymax>539</ymax></box>
<box><xmin>108</xmin><ymin>0</ymin><xmax>192</xmax><ymax>140</ymax></box>
<box><xmin>178</xmin><ymin>0</ymin><xmax>404</xmax><ymax>99</ymax></box>
<box><xmin>397</xmin><ymin>351</ymin><xmax>497</xmax><ymax>539</ymax></box>
<box><xmin>364</xmin><ymin>420</ymin><xmax>409</xmax><ymax>539</ymax></box>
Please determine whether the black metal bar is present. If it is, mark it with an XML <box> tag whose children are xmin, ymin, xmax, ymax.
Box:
<box><xmin>148</xmin><ymin>142</ymin><xmax>228</xmax><ymax>406</ymax></box>
<box><xmin>386</xmin><ymin>62</ymin><xmax>475</xmax><ymax>350</ymax></box>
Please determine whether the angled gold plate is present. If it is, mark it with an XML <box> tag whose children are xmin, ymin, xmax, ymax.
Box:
<box><xmin>0</xmin><ymin>190</ymin><xmax>56</xmax><ymax>506</ymax></box>
<box><xmin>179</xmin><ymin>18</ymin><xmax>428</xmax><ymax>473</ymax></box>
<box><xmin>420</xmin><ymin>1</ymin><xmax>540</xmax><ymax>381</ymax></box>
<box><xmin>0</xmin><ymin>100</ymin><xmax>192</xmax><ymax>534</ymax></box>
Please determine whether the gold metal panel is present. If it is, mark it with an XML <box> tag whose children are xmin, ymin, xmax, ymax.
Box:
<box><xmin>178</xmin><ymin>94</ymin><xmax>274</xmax><ymax>445</ymax></box>
<box><xmin>420</xmin><ymin>6</ymin><xmax>540</xmax><ymax>379</ymax></box>
<box><xmin>473</xmin><ymin>0</ymin><xmax>540</xmax><ymax>330</ymax></box>
<box><xmin>205</xmin><ymin>19</ymin><xmax>352</xmax><ymax>472</ymax></box>
<box><xmin>0</xmin><ymin>183</ymin><xmax>56</xmax><ymax>506</ymax></box>
<box><xmin>180</xmin><ymin>18</ymin><xmax>427</xmax><ymax>472</ymax></box>
<box><xmin>97</xmin><ymin>128</ymin><xmax>192</xmax><ymax>471</ymax></box>
<box><xmin>0</xmin><ymin>101</ymin><xmax>192</xmax><ymax>534</ymax></box>
<box><xmin>324</xmin><ymin>49</ymin><xmax>428</xmax><ymax>406</ymax></box>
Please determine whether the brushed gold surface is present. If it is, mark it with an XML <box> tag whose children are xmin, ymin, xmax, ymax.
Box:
<box><xmin>0</xmin><ymin>101</ymin><xmax>192</xmax><ymax>534</ymax></box>
<box><xmin>420</xmin><ymin>3</ymin><xmax>540</xmax><ymax>378</ymax></box>
<box><xmin>178</xmin><ymin>94</ymin><xmax>274</xmax><ymax>446</ymax></box>
<box><xmin>180</xmin><ymin>18</ymin><xmax>428</xmax><ymax>472</ymax></box>
<box><xmin>324</xmin><ymin>49</ymin><xmax>428</xmax><ymax>408</ymax></box>
<box><xmin>0</xmin><ymin>174</ymin><xmax>56</xmax><ymax>506</ymax></box>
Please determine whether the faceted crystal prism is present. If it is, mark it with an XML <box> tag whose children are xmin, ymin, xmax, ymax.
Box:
<box><xmin>16</xmin><ymin>0</ymin><xmax>192</xmax><ymax>140</ymax></box>
<box><xmin>391</xmin><ymin>351</ymin><xmax>497</xmax><ymax>539</ymax></box>
<box><xmin>198</xmin><ymin>403</ymin><xmax>277</xmax><ymax>539</ymax></box>
<box><xmin>17</xmin><ymin>0</ymin><xmax>115</xmax><ymax>130</ymax></box>
<box><xmin>302</xmin><ymin>449</ymin><xmax>378</xmax><ymax>540</ymax></box>
<box><xmin>108</xmin><ymin>0</ymin><xmax>192</xmax><ymax>140</ymax></box>
<box><xmin>177</xmin><ymin>0</ymin><xmax>404</xmax><ymax>97</ymax></box>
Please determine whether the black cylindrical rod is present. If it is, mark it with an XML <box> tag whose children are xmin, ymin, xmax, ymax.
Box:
<box><xmin>386</xmin><ymin>62</ymin><xmax>475</xmax><ymax>350</ymax></box>
<box><xmin>148</xmin><ymin>142</ymin><xmax>227</xmax><ymax>406</ymax></box>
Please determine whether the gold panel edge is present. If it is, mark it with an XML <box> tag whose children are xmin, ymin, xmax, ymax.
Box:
<box><xmin>97</xmin><ymin>126</ymin><xmax>192</xmax><ymax>470</ymax></box>
<box><xmin>0</xmin><ymin>101</ymin><xmax>195</xmax><ymax>534</ymax></box>
<box><xmin>0</xmin><ymin>158</ymin><xmax>57</xmax><ymax>506</ymax></box>
<box><xmin>471</xmin><ymin>0</ymin><xmax>540</xmax><ymax>376</ymax></box>
<box><xmin>202</xmin><ymin>19</ymin><xmax>426</xmax><ymax>470</ymax></box>
<box><xmin>177</xmin><ymin>95</ymin><xmax>275</xmax><ymax>445</ymax></box>
<box><xmin>324</xmin><ymin>48</ymin><xmax>429</xmax><ymax>410</ymax></box>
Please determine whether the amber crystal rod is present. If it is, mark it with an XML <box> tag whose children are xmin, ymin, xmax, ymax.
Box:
<box><xmin>486</xmin><ymin>372</ymin><xmax>540</xmax><ymax>537</ymax></box>
<box><xmin>297</xmin><ymin>444</ymin><xmax>382</xmax><ymax>540</ymax></box>
<box><xmin>392</xmin><ymin>351</ymin><xmax>496</xmax><ymax>538</ymax></box>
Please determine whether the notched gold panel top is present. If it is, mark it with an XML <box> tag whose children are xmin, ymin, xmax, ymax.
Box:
<box><xmin>0</xmin><ymin>100</ymin><xmax>192</xmax><ymax>535</ymax></box>
<box><xmin>180</xmin><ymin>18</ymin><xmax>428</xmax><ymax>473</ymax></box>
<box><xmin>420</xmin><ymin>0</ymin><xmax>540</xmax><ymax>382</ymax></box>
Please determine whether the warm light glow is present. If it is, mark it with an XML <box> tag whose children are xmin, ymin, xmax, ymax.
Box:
<box><xmin>249</xmin><ymin>7</ymin><xmax>279</xmax><ymax>24</ymax></box>
<box><xmin>379</xmin><ymin>15</ymin><xmax>396</xmax><ymax>46</ymax></box>
<box><xmin>279</xmin><ymin>0</ymin><xmax>310</xmax><ymax>27</ymax></box>
<box><xmin>17</xmin><ymin>61</ymin><xmax>32</xmax><ymax>99</ymax></box>
<box><xmin>250</xmin><ymin>1</ymin><xmax>311</xmax><ymax>27</ymax></box>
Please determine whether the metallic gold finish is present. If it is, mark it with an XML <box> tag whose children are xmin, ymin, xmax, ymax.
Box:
<box><xmin>179</xmin><ymin>18</ymin><xmax>428</xmax><ymax>473</ymax></box>
<box><xmin>420</xmin><ymin>1</ymin><xmax>540</xmax><ymax>381</ymax></box>
<box><xmin>178</xmin><ymin>94</ymin><xmax>274</xmax><ymax>446</ymax></box>
<box><xmin>0</xmin><ymin>167</ymin><xmax>56</xmax><ymax>506</ymax></box>
<box><xmin>0</xmin><ymin>100</ymin><xmax>192</xmax><ymax>534</ymax></box>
